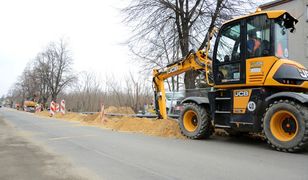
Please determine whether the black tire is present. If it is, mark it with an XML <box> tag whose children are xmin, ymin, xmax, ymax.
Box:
<box><xmin>262</xmin><ymin>100</ymin><xmax>308</xmax><ymax>152</ymax></box>
<box><xmin>179</xmin><ymin>103</ymin><xmax>213</xmax><ymax>139</ymax></box>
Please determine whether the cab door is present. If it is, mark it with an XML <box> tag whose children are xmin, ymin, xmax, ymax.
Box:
<box><xmin>245</xmin><ymin>14</ymin><xmax>275</xmax><ymax>86</ymax></box>
<box><xmin>213</xmin><ymin>20</ymin><xmax>245</xmax><ymax>86</ymax></box>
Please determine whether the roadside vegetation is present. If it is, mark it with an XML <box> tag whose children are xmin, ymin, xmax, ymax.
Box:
<box><xmin>5</xmin><ymin>39</ymin><xmax>152</xmax><ymax>113</ymax></box>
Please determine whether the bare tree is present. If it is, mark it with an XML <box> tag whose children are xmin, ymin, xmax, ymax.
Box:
<box><xmin>36</xmin><ymin>39</ymin><xmax>76</xmax><ymax>102</ymax></box>
<box><xmin>7</xmin><ymin>38</ymin><xmax>76</xmax><ymax>108</ymax></box>
<box><xmin>123</xmin><ymin>0</ymin><xmax>258</xmax><ymax>89</ymax></box>
<box><xmin>20</xmin><ymin>68</ymin><xmax>38</xmax><ymax>100</ymax></box>
<box><xmin>32</xmin><ymin>55</ymin><xmax>51</xmax><ymax>107</ymax></box>
<box><xmin>9</xmin><ymin>64</ymin><xmax>42</xmax><ymax>106</ymax></box>
<box><xmin>59</xmin><ymin>72</ymin><xmax>152</xmax><ymax>113</ymax></box>
<box><xmin>63</xmin><ymin>72</ymin><xmax>104</xmax><ymax>112</ymax></box>
<box><xmin>7</xmin><ymin>82</ymin><xmax>25</xmax><ymax>108</ymax></box>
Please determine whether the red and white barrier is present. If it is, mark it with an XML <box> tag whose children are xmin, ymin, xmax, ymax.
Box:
<box><xmin>50</xmin><ymin>101</ymin><xmax>56</xmax><ymax>116</ymax></box>
<box><xmin>56</xmin><ymin>103</ymin><xmax>60</xmax><ymax>112</ymax></box>
<box><xmin>100</xmin><ymin>102</ymin><xmax>106</xmax><ymax>123</ymax></box>
<box><xmin>60</xmin><ymin>100</ymin><xmax>65</xmax><ymax>115</ymax></box>
<box><xmin>35</xmin><ymin>104</ymin><xmax>41</xmax><ymax>113</ymax></box>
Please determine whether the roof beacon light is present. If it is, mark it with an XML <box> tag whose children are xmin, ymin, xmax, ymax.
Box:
<box><xmin>256</xmin><ymin>8</ymin><xmax>262</xmax><ymax>12</ymax></box>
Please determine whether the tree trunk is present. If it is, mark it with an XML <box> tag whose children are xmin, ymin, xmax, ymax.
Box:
<box><xmin>184</xmin><ymin>70</ymin><xmax>199</xmax><ymax>90</ymax></box>
<box><xmin>51</xmin><ymin>93</ymin><xmax>57</xmax><ymax>102</ymax></box>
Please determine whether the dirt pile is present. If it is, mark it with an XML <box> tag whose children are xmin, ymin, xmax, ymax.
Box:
<box><xmin>102</xmin><ymin>116</ymin><xmax>184</xmax><ymax>138</ymax></box>
<box><xmin>35</xmin><ymin>111</ymin><xmax>92</xmax><ymax>122</ymax></box>
<box><xmin>35</xmin><ymin>111</ymin><xmax>184</xmax><ymax>139</ymax></box>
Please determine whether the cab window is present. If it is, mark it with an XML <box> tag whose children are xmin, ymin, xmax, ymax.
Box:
<box><xmin>246</xmin><ymin>15</ymin><xmax>271</xmax><ymax>58</ymax></box>
<box><xmin>274</xmin><ymin>17</ymin><xmax>289</xmax><ymax>58</ymax></box>
<box><xmin>215</xmin><ymin>22</ymin><xmax>242</xmax><ymax>83</ymax></box>
<box><xmin>216</xmin><ymin>23</ymin><xmax>241</xmax><ymax>62</ymax></box>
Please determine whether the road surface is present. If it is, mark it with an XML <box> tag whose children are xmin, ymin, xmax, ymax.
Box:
<box><xmin>0</xmin><ymin>108</ymin><xmax>307</xmax><ymax>180</ymax></box>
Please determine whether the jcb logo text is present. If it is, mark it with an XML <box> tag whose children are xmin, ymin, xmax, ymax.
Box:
<box><xmin>298</xmin><ymin>69</ymin><xmax>308</xmax><ymax>79</ymax></box>
<box><xmin>234</xmin><ymin>91</ymin><xmax>249</xmax><ymax>97</ymax></box>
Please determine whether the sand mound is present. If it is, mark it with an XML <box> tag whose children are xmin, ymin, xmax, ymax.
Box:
<box><xmin>35</xmin><ymin>110</ymin><xmax>184</xmax><ymax>139</ymax></box>
<box><xmin>36</xmin><ymin>111</ymin><xmax>50</xmax><ymax>116</ymax></box>
<box><xmin>36</xmin><ymin>111</ymin><xmax>82</xmax><ymax>121</ymax></box>
<box><xmin>102</xmin><ymin>117</ymin><xmax>184</xmax><ymax>138</ymax></box>
<box><xmin>104</xmin><ymin>106</ymin><xmax>135</xmax><ymax>114</ymax></box>
<box><xmin>83</xmin><ymin>113</ymin><xmax>101</xmax><ymax>122</ymax></box>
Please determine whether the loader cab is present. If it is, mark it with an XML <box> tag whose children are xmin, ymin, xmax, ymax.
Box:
<box><xmin>212</xmin><ymin>11</ymin><xmax>297</xmax><ymax>87</ymax></box>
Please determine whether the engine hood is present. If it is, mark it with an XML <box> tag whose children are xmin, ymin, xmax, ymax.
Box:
<box><xmin>264</xmin><ymin>59</ymin><xmax>308</xmax><ymax>89</ymax></box>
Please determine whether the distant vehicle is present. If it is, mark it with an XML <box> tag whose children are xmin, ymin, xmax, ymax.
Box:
<box><xmin>24</xmin><ymin>101</ymin><xmax>37</xmax><ymax>113</ymax></box>
<box><xmin>165</xmin><ymin>92</ymin><xmax>185</xmax><ymax>114</ymax></box>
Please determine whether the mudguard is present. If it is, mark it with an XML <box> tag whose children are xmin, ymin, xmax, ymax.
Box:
<box><xmin>265</xmin><ymin>92</ymin><xmax>308</xmax><ymax>104</ymax></box>
<box><xmin>181</xmin><ymin>96</ymin><xmax>209</xmax><ymax>105</ymax></box>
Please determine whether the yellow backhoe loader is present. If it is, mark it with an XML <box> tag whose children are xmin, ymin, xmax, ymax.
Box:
<box><xmin>24</xmin><ymin>100</ymin><xmax>37</xmax><ymax>113</ymax></box>
<box><xmin>153</xmin><ymin>10</ymin><xmax>308</xmax><ymax>152</ymax></box>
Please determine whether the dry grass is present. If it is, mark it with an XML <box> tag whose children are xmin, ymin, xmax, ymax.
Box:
<box><xmin>104</xmin><ymin>106</ymin><xmax>135</xmax><ymax>114</ymax></box>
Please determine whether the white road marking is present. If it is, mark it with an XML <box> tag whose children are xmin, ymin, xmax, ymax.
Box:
<box><xmin>48</xmin><ymin>134</ymin><xmax>96</xmax><ymax>141</ymax></box>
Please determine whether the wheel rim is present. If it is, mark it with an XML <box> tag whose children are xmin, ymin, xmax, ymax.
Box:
<box><xmin>183</xmin><ymin>110</ymin><xmax>198</xmax><ymax>132</ymax></box>
<box><xmin>270</xmin><ymin>110</ymin><xmax>298</xmax><ymax>142</ymax></box>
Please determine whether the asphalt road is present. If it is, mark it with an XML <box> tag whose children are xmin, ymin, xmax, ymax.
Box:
<box><xmin>0</xmin><ymin>108</ymin><xmax>307</xmax><ymax>180</ymax></box>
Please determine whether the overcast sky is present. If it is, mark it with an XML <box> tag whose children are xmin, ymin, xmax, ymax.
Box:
<box><xmin>0</xmin><ymin>0</ymin><xmax>137</xmax><ymax>97</ymax></box>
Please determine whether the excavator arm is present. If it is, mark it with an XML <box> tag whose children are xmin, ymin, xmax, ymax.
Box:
<box><xmin>152</xmin><ymin>50</ymin><xmax>212</xmax><ymax>119</ymax></box>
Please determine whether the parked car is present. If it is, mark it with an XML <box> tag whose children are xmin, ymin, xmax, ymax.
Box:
<box><xmin>165</xmin><ymin>92</ymin><xmax>185</xmax><ymax>114</ymax></box>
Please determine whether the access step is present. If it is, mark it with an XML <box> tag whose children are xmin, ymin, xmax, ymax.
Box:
<box><xmin>215</xmin><ymin>111</ymin><xmax>231</xmax><ymax>114</ymax></box>
<box><xmin>215</xmin><ymin>97</ymin><xmax>231</xmax><ymax>100</ymax></box>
